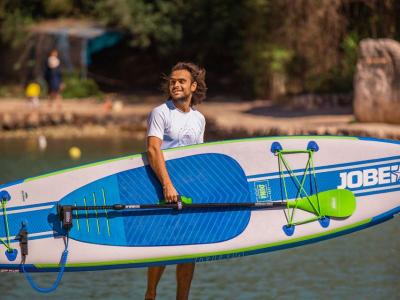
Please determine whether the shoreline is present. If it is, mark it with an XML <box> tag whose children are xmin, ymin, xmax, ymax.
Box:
<box><xmin>1</xmin><ymin>97</ymin><xmax>399</xmax><ymax>140</ymax></box>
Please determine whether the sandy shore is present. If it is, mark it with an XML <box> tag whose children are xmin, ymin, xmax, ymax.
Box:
<box><xmin>201</xmin><ymin>100</ymin><xmax>400</xmax><ymax>140</ymax></box>
<box><xmin>0</xmin><ymin>97</ymin><xmax>399</xmax><ymax>140</ymax></box>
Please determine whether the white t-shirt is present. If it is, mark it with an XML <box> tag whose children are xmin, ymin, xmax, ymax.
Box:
<box><xmin>147</xmin><ymin>100</ymin><xmax>206</xmax><ymax>149</ymax></box>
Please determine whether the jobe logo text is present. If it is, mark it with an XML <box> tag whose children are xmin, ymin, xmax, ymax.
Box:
<box><xmin>337</xmin><ymin>165</ymin><xmax>400</xmax><ymax>189</ymax></box>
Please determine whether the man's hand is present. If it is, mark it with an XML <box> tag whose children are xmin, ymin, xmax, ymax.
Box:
<box><xmin>163</xmin><ymin>182</ymin><xmax>179</xmax><ymax>203</ymax></box>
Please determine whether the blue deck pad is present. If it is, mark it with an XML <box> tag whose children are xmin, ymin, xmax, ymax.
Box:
<box><xmin>118</xmin><ymin>153</ymin><xmax>250</xmax><ymax>204</ymax></box>
<box><xmin>60</xmin><ymin>153</ymin><xmax>252</xmax><ymax>246</ymax></box>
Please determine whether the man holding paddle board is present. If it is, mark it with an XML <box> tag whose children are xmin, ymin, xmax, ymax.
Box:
<box><xmin>145</xmin><ymin>62</ymin><xmax>207</xmax><ymax>300</ymax></box>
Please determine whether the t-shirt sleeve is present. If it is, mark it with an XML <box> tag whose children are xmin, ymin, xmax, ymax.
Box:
<box><xmin>147</xmin><ymin>108</ymin><xmax>165</xmax><ymax>140</ymax></box>
<box><xmin>198</xmin><ymin>116</ymin><xmax>206</xmax><ymax>143</ymax></box>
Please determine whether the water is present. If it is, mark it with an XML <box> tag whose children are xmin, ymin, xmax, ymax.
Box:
<box><xmin>0</xmin><ymin>137</ymin><xmax>399</xmax><ymax>300</ymax></box>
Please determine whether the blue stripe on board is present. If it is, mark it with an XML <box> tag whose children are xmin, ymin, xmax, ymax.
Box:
<box><xmin>248</xmin><ymin>158</ymin><xmax>400</xmax><ymax>202</ymax></box>
<box><xmin>350</xmin><ymin>184</ymin><xmax>400</xmax><ymax>196</ymax></box>
<box><xmin>371</xmin><ymin>206</ymin><xmax>400</xmax><ymax>222</ymax></box>
<box><xmin>5</xmin><ymin>205</ymin><xmax>399</xmax><ymax>272</ymax></box>
<box><xmin>355</xmin><ymin>187</ymin><xmax>400</xmax><ymax>197</ymax></box>
<box><xmin>4</xmin><ymin>233</ymin><xmax>60</xmax><ymax>244</ymax></box>
<box><xmin>5</xmin><ymin>202</ymin><xmax>57</xmax><ymax>212</ymax></box>
<box><xmin>358</xmin><ymin>136</ymin><xmax>400</xmax><ymax>145</ymax></box>
<box><xmin>0</xmin><ymin>179</ymin><xmax>24</xmax><ymax>190</ymax></box>
<box><xmin>0</xmin><ymin>207</ymin><xmax>56</xmax><ymax>238</ymax></box>
<box><xmin>246</xmin><ymin>155</ymin><xmax>400</xmax><ymax>179</ymax></box>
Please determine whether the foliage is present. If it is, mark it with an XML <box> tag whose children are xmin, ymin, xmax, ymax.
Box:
<box><xmin>0</xmin><ymin>6</ymin><xmax>33</xmax><ymax>47</ymax></box>
<box><xmin>61</xmin><ymin>73</ymin><xmax>103</xmax><ymax>99</ymax></box>
<box><xmin>270</xmin><ymin>0</ymin><xmax>398</xmax><ymax>94</ymax></box>
<box><xmin>0</xmin><ymin>0</ymin><xmax>94</xmax><ymax>46</ymax></box>
<box><xmin>0</xmin><ymin>86</ymin><xmax>12</xmax><ymax>97</ymax></box>
<box><xmin>0</xmin><ymin>0</ymin><xmax>399</xmax><ymax>98</ymax></box>
<box><xmin>313</xmin><ymin>32</ymin><xmax>360</xmax><ymax>93</ymax></box>
<box><xmin>43</xmin><ymin>0</ymin><xmax>74</xmax><ymax>16</ymax></box>
<box><xmin>94</xmin><ymin>0</ymin><xmax>183</xmax><ymax>53</ymax></box>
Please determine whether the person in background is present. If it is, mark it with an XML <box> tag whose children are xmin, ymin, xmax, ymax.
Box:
<box><xmin>145</xmin><ymin>62</ymin><xmax>207</xmax><ymax>300</ymax></box>
<box><xmin>44</xmin><ymin>49</ymin><xmax>63</xmax><ymax>109</ymax></box>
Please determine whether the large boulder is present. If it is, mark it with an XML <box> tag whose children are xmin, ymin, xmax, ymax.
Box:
<box><xmin>354</xmin><ymin>39</ymin><xmax>400</xmax><ymax>123</ymax></box>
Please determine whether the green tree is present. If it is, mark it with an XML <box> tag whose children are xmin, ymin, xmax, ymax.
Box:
<box><xmin>0</xmin><ymin>0</ymin><xmax>399</xmax><ymax>97</ymax></box>
<box><xmin>94</xmin><ymin>0</ymin><xmax>183</xmax><ymax>52</ymax></box>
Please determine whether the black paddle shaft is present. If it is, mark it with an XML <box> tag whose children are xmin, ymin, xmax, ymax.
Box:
<box><xmin>57</xmin><ymin>201</ymin><xmax>286</xmax><ymax>230</ymax></box>
<box><xmin>63</xmin><ymin>201</ymin><xmax>287</xmax><ymax>211</ymax></box>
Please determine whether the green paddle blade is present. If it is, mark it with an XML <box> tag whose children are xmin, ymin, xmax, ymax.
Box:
<box><xmin>180</xmin><ymin>196</ymin><xmax>192</xmax><ymax>204</ymax></box>
<box><xmin>287</xmin><ymin>189</ymin><xmax>356</xmax><ymax>218</ymax></box>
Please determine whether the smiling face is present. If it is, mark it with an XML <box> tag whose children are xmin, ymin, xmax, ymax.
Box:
<box><xmin>169</xmin><ymin>69</ymin><xmax>198</xmax><ymax>103</ymax></box>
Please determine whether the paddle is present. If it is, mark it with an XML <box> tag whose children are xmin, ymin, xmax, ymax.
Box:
<box><xmin>58</xmin><ymin>189</ymin><xmax>356</xmax><ymax>224</ymax></box>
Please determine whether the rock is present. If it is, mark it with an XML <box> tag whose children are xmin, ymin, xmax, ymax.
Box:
<box><xmin>26</xmin><ymin>112</ymin><xmax>40</xmax><ymax>128</ymax></box>
<box><xmin>15</xmin><ymin>113</ymin><xmax>25</xmax><ymax>128</ymax></box>
<box><xmin>50</xmin><ymin>113</ymin><xmax>63</xmax><ymax>125</ymax></box>
<box><xmin>40</xmin><ymin>113</ymin><xmax>52</xmax><ymax>126</ymax></box>
<box><xmin>354</xmin><ymin>39</ymin><xmax>400</xmax><ymax>123</ymax></box>
<box><xmin>64</xmin><ymin>112</ymin><xmax>75</xmax><ymax>124</ymax></box>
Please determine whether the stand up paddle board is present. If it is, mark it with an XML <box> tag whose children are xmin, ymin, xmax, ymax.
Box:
<box><xmin>1</xmin><ymin>136</ymin><xmax>399</xmax><ymax>276</ymax></box>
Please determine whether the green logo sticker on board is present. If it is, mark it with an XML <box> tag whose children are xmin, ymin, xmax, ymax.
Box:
<box><xmin>254</xmin><ymin>180</ymin><xmax>272</xmax><ymax>202</ymax></box>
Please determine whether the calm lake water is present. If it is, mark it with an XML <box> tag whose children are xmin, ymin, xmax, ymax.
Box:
<box><xmin>0</xmin><ymin>137</ymin><xmax>399</xmax><ymax>300</ymax></box>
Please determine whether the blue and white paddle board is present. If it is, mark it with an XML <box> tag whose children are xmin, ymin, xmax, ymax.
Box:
<box><xmin>0</xmin><ymin>136</ymin><xmax>399</xmax><ymax>272</ymax></box>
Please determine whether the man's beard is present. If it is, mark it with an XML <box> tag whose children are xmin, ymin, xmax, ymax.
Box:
<box><xmin>173</xmin><ymin>95</ymin><xmax>191</xmax><ymax>104</ymax></box>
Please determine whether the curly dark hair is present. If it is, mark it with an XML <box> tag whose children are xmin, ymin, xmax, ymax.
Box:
<box><xmin>162</xmin><ymin>62</ymin><xmax>207</xmax><ymax>106</ymax></box>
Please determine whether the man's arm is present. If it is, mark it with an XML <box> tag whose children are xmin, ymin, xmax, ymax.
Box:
<box><xmin>147</xmin><ymin>136</ymin><xmax>179</xmax><ymax>203</ymax></box>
